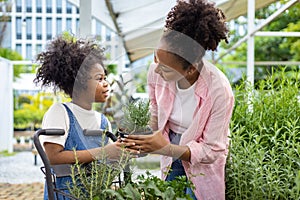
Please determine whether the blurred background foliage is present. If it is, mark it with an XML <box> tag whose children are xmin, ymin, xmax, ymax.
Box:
<box><xmin>220</xmin><ymin>0</ymin><xmax>300</xmax><ymax>81</ymax></box>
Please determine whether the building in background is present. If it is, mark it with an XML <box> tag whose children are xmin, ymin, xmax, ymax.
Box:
<box><xmin>0</xmin><ymin>0</ymin><xmax>129</xmax><ymax>69</ymax></box>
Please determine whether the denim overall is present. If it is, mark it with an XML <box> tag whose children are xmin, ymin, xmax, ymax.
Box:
<box><xmin>166</xmin><ymin>129</ymin><xmax>197</xmax><ymax>200</ymax></box>
<box><xmin>44</xmin><ymin>104</ymin><xmax>109</xmax><ymax>200</ymax></box>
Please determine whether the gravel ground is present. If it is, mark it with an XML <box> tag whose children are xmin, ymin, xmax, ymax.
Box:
<box><xmin>0</xmin><ymin>151</ymin><xmax>44</xmax><ymax>184</ymax></box>
<box><xmin>0</xmin><ymin>151</ymin><xmax>161</xmax><ymax>184</ymax></box>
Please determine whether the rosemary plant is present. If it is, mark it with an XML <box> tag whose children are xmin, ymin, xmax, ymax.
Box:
<box><xmin>119</xmin><ymin>99</ymin><xmax>151</xmax><ymax>134</ymax></box>
<box><xmin>226</xmin><ymin>68</ymin><xmax>300</xmax><ymax>199</ymax></box>
<box><xmin>67</xmin><ymin>136</ymin><xmax>130</xmax><ymax>200</ymax></box>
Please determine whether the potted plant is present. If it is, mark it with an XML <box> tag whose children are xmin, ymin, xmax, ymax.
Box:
<box><xmin>117</xmin><ymin>99</ymin><xmax>152</xmax><ymax>137</ymax></box>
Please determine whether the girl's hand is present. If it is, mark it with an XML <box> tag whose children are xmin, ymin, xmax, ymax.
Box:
<box><xmin>89</xmin><ymin>140</ymin><xmax>136</xmax><ymax>161</ymax></box>
<box><xmin>121</xmin><ymin>130</ymin><xmax>169</xmax><ymax>155</ymax></box>
<box><xmin>103</xmin><ymin>142</ymin><xmax>124</xmax><ymax>160</ymax></box>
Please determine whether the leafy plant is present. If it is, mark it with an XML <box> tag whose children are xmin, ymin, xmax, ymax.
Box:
<box><xmin>220</xmin><ymin>2</ymin><xmax>300</xmax><ymax>76</ymax></box>
<box><xmin>68</xmin><ymin>145</ymin><xmax>130</xmax><ymax>200</ymax></box>
<box><xmin>0</xmin><ymin>48</ymin><xmax>24</xmax><ymax>79</ymax></box>
<box><xmin>106</xmin><ymin>64</ymin><xmax>118</xmax><ymax>75</ymax></box>
<box><xmin>120</xmin><ymin>99</ymin><xmax>151</xmax><ymax>134</ymax></box>
<box><xmin>13</xmin><ymin>92</ymin><xmax>65</xmax><ymax>130</ymax></box>
<box><xmin>105</xmin><ymin>171</ymin><xmax>195</xmax><ymax>200</ymax></box>
<box><xmin>14</xmin><ymin>109</ymin><xmax>30</xmax><ymax>129</ymax></box>
<box><xmin>226</xmin><ymin>68</ymin><xmax>300</xmax><ymax>199</ymax></box>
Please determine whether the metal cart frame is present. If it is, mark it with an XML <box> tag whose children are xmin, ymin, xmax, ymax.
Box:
<box><xmin>33</xmin><ymin>128</ymin><xmax>122</xmax><ymax>200</ymax></box>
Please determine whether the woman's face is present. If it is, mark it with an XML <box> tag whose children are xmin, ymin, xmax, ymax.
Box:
<box><xmin>154</xmin><ymin>48</ymin><xmax>188</xmax><ymax>82</ymax></box>
<box><xmin>87</xmin><ymin>63</ymin><xmax>110</xmax><ymax>103</ymax></box>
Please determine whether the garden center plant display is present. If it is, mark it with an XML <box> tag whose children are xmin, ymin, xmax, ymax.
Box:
<box><xmin>69</xmin><ymin>68</ymin><xmax>299</xmax><ymax>199</ymax></box>
<box><xmin>68</xmin><ymin>140</ymin><xmax>195</xmax><ymax>199</ymax></box>
<box><xmin>69</xmin><ymin>166</ymin><xmax>194</xmax><ymax>200</ymax></box>
<box><xmin>67</xmin><ymin>99</ymin><xmax>197</xmax><ymax>199</ymax></box>
<box><xmin>225</xmin><ymin>68</ymin><xmax>300</xmax><ymax>199</ymax></box>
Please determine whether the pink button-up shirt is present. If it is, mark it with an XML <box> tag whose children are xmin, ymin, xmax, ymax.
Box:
<box><xmin>147</xmin><ymin>59</ymin><xmax>234</xmax><ymax>200</ymax></box>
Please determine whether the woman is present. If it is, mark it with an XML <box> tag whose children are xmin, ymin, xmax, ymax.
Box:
<box><xmin>123</xmin><ymin>1</ymin><xmax>234</xmax><ymax>199</ymax></box>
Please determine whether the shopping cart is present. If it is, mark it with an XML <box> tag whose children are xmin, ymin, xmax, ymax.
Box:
<box><xmin>33</xmin><ymin>128</ymin><xmax>122</xmax><ymax>200</ymax></box>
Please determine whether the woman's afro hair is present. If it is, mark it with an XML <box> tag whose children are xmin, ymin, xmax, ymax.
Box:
<box><xmin>34</xmin><ymin>35</ymin><xmax>106</xmax><ymax>97</ymax></box>
<box><xmin>165</xmin><ymin>0</ymin><xmax>229</xmax><ymax>51</ymax></box>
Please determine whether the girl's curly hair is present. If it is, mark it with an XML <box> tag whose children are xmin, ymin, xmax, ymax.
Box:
<box><xmin>161</xmin><ymin>0</ymin><xmax>229</xmax><ymax>68</ymax></box>
<box><xmin>34</xmin><ymin>35</ymin><xmax>106</xmax><ymax>97</ymax></box>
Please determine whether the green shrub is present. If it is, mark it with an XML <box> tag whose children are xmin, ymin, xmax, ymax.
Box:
<box><xmin>13</xmin><ymin>92</ymin><xmax>57</xmax><ymax>129</ymax></box>
<box><xmin>105</xmin><ymin>171</ymin><xmax>194</xmax><ymax>200</ymax></box>
<box><xmin>226</xmin><ymin>68</ymin><xmax>300</xmax><ymax>199</ymax></box>
<box><xmin>14</xmin><ymin>103</ymin><xmax>45</xmax><ymax>129</ymax></box>
<box><xmin>13</xmin><ymin>107</ymin><xmax>33</xmax><ymax>129</ymax></box>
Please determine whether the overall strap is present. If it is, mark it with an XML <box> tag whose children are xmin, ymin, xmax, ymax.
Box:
<box><xmin>100</xmin><ymin>114</ymin><xmax>108</xmax><ymax>130</ymax></box>
<box><xmin>62</xmin><ymin>103</ymin><xmax>75</xmax><ymax>125</ymax></box>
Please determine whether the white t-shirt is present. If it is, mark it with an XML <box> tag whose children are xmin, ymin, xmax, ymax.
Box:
<box><xmin>168</xmin><ymin>81</ymin><xmax>197</xmax><ymax>134</ymax></box>
<box><xmin>41</xmin><ymin>102</ymin><xmax>112</xmax><ymax>147</ymax></box>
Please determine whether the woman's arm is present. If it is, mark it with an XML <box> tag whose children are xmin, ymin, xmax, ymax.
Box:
<box><xmin>147</xmin><ymin>63</ymin><xmax>159</xmax><ymax>131</ymax></box>
<box><xmin>122</xmin><ymin>130</ymin><xmax>191</xmax><ymax>162</ymax></box>
<box><xmin>185</xmin><ymin>83</ymin><xmax>235</xmax><ymax>165</ymax></box>
<box><xmin>149</xmin><ymin>115</ymin><xmax>158</xmax><ymax>131</ymax></box>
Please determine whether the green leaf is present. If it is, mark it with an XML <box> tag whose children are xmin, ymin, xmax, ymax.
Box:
<box><xmin>122</xmin><ymin>183</ymin><xmax>142</xmax><ymax>199</ymax></box>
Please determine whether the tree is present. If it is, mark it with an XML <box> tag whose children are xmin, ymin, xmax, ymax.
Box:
<box><xmin>0</xmin><ymin>48</ymin><xmax>27</xmax><ymax>79</ymax></box>
<box><xmin>221</xmin><ymin>1</ymin><xmax>300</xmax><ymax>77</ymax></box>
<box><xmin>255</xmin><ymin>1</ymin><xmax>300</xmax><ymax>62</ymax></box>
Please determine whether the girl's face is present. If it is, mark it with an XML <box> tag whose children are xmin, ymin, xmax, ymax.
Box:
<box><xmin>154</xmin><ymin>48</ymin><xmax>188</xmax><ymax>82</ymax></box>
<box><xmin>88</xmin><ymin>63</ymin><xmax>110</xmax><ymax>103</ymax></box>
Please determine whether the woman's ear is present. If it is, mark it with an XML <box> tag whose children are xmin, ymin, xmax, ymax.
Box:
<box><xmin>190</xmin><ymin>61</ymin><xmax>204</xmax><ymax>74</ymax></box>
<box><xmin>154</xmin><ymin>54</ymin><xmax>158</xmax><ymax>63</ymax></box>
<box><xmin>188</xmin><ymin>65</ymin><xmax>198</xmax><ymax>74</ymax></box>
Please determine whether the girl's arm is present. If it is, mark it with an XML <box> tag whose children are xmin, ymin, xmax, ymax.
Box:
<box><xmin>44</xmin><ymin>141</ymin><xmax>130</xmax><ymax>165</ymax></box>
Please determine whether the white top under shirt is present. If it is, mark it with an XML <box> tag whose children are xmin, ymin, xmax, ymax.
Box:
<box><xmin>168</xmin><ymin>82</ymin><xmax>197</xmax><ymax>134</ymax></box>
<box><xmin>41</xmin><ymin>102</ymin><xmax>112</xmax><ymax>147</ymax></box>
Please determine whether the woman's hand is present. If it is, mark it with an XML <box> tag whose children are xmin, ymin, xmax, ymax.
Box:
<box><xmin>121</xmin><ymin>131</ymin><xmax>191</xmax><ymax>161</ymax></box>
<box><xmin>121</xmin><ymin>130</ymin><xmax>169</xmax><ymax>155</ymax></box>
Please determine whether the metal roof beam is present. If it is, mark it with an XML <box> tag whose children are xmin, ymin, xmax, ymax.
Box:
<box><xmin>220</xmin><ymin>61</ymin><xmax>300</xmax><ymax>66</ymax></box>
<box><xmin>255</xmin><ymin>31</ymin><xmax>300</xmax><ymax>37</ymax></box>
<box><xmin>105</xmin><ymin>0</ymin><xmax>132</xmax><ymax>63</ymax></box>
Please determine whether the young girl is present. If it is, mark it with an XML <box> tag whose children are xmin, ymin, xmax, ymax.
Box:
<box><xmin>34</xmin><ymin>35</ymin><xmax>130</xmax><ymax>199</ymax></box>
<box><xmin>123</xmin><ymin>1</ymin><xmax>235</xmax><ymax>199</ymax></box>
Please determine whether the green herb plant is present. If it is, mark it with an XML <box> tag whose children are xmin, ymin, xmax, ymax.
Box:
<box><xmin>118</xmin><ymin>99</ymin><xmax>152</xmax><ymax>184</ymax></box>
<box><xmin>226</xmin><ymin>67</ymin><xmax>300</xmax><ymax>199</ymax></box>
<box><xmin>67</xmin><ymin>138</ymin><xmax>130</xmax><ymax>200</ymax></box>
<box><xmin>120</xmin><ymin>99</ymin><xmax>151</xmax><ymax>134</ymax></box>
